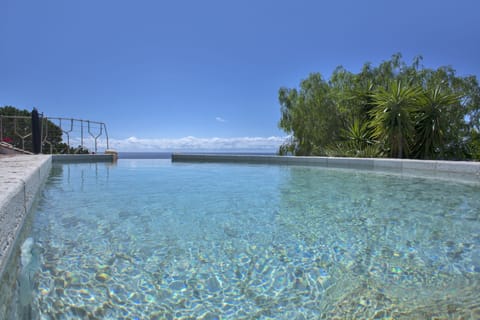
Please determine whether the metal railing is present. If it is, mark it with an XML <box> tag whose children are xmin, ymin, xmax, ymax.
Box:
<box><xmin>0</xmin><ymin>114</ymin><xmax>109</xmax><ymax>154</ymax></box>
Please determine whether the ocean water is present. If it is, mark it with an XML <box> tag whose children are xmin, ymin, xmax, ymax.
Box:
<box><xmin>118</xmin><ymin>152</ymin><xmax>276</xmax><ymax>159</ymax></box>
<box><xmin>12</xmin><ymin>160</ymin><xmax>480</xmax><ymax>318</ymax></box>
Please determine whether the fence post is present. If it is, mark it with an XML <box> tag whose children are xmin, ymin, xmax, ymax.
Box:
<box><xmin>31</xmin><ymin>108</ymin><xmax>41</xmax><ymax>154</ymax></box>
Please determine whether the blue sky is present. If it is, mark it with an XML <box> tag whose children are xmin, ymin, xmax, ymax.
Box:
<box><xmin>2</xmin><ymin>0</ymin><xmax>480</xmax><ymax>151</ymax></box>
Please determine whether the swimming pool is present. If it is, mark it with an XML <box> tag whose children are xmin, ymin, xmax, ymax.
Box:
<box><xmin>5</xmin><ymin>159</ymin><xmax>480</xmax><ymax>318</ymax></box>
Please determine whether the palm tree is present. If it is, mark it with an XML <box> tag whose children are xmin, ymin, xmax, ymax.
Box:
<box><xmin>369</xmin><ymin>81</ymin><xmax>421</xmax><ymax>158</ymax></box>
<box><xmin>414</xmin><ymin>86</ymin><xmax>460</xmax><ymax>159</ymax></box>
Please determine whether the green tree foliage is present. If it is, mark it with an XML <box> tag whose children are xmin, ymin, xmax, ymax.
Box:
<box><xmin>413</xmin><ymin>86</ymin><xmax>461</xmax><ymax>159</ymax></box>
<box><xmin>278</xmin><ymin>54</ymin><xmax>480</xmax><ymax>160</ymax></box>
<box><xmin>369</xmin><ymin>80</ymin><xmax>421</xmax><ymax>158</ymax></box>
<box><xmin>0</xmin><ymin>106</ymin><xmax>87</xmax><ymax>154</ymax></box>
<box><xmin>279</xmin><ymin>73</ymin><xmax>340</xmax><ymax>155</ymax></box>
<box><xmin>325</xmin><ymin>118</ymin><xmax>381</xmax><ymax>158</ymax></box>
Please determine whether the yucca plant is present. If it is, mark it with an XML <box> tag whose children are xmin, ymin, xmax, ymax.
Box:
<box><xmin>369</xmin><ymin>81</ymin><xmax>421</xmax><ymax>158</ymax></box>
<box><xmin>325</xmin><ymin>118</ymin><xmax>381</xmax><ymax>157</ymax></box>
<box><xmin>342</xmin><ymin>118</ymin><xmax>373</xmax><ymax>148</ymax></box>
<box><xmin>413</xmin><ymin>86</ymin><xmax>461</xmax><ymax>159</ymax></box>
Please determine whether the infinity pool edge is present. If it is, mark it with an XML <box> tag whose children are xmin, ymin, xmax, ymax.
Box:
<box><xmin>172</xmin><ymin>154</ymin><xmax>480</xmax><ymax>184</ymax></box>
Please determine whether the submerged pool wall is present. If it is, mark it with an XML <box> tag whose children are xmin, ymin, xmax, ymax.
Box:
<box><xmin>171</xmin><ymin>154</ymin><xmax>480</xmax><ymax>183</ymax></box>
<box><xmin>0</xmin><ymin>153</ymin><xmax>116</xmax><ymax>318</ymax></box>
<box><xmin>0</xmin><ymin>154</ymin><xmax>115</xmax><ymax>276</ymax></box>
<box><xmin>0</xmin><ymin>155</ymin><xmax>52</xmax><ymax>317</ymax></box>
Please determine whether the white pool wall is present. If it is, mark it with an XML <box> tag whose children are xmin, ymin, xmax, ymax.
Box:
<box><xmin>171</xmin><ymin>154</ymin><xmax>480</xmax><ymax>184</ymax></box>
<box><xmin>52</xmin><ymin>154</ymin><xmax>115</xmax><ymax>162</ymax></box>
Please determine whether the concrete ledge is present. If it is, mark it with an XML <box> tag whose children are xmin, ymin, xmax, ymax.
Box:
<box><xmin>0</xmin><ymin>155</ymin><xmax>52</xmax><ymax>275</ymax></box>
<box><xmin>171</xmin><ymin>154</ymin><xmax>291</xmax><ymax>165</ymax></box>
<box><xmin>291</xmin><ymin>156</ymin><xmax>328</xmax><ymax>166</ymax></box>
<box><xmin>52</xmin><ymin>154</ymin><xmax>114</xmax><ymax>163</ymax></box>
<box><xmin>401</xmin><ymin>159</ymin><xmax>437</xmax><ymax>171</ymax></box>
<box><xmin>373</xmin><ymin>159</ymin><xmax>403</xmax><ymax>170</ymax></box>
<box><xmin>327</xmin><ymin>157</ymin><xmax>374</xmax><ymax>169</ymax></box>
<box><xmin>435</xmin><ymin>160</ymin><xmax>480</xmax><ymax>174</ymax></box>
<box><xmin>171</xmin><ymin>154</ymin><xmax>480</xmax><ymax>184</ymax></box>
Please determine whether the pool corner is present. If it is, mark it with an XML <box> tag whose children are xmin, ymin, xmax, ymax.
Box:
<box><xmin>0</xmin><ymin>155</ymin><xmax>52</xmax><ymax>275</ymax></box>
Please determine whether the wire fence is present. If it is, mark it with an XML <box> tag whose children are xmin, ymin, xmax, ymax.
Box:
<box><xmin>0</xmin><ymin>115</ymin><xmax>109</xmax><ymax>154</ymax></box>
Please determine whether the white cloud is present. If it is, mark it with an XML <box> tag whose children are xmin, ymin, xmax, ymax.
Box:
<box><xmin>66</xmin><ymin>135</ymin><xmax>289</xmax><ymax>152</ymax></box>
<box><xmin>101</xmin><ymin>135</ymin><xmax>288</xmax><ymax>152</ymax></box>
<box><xmin>215</xmin><ymin>117</ymin><xmax>226</xmax><ymax>123</ymax></box>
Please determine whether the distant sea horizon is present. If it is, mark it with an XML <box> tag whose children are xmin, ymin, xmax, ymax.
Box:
<box><xmin>118</xmin><ymin>151</ymin><xmax>277</xmax><ymax>159</ymax></box>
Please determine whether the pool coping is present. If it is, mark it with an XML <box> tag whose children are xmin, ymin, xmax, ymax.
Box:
<box><xmin>0</xmin><ymin>155</ymin><xmax>52</xmax><ymax>276</ymax></box>
<box><xmin>171</xmin><ymin>153</ymin><xmax>480</xmax><ymax>184</ymax></box>
<box><xmin>52</xmin><ymin>154</ymin><xmax>115</xmax><ymax>163</ymax></box>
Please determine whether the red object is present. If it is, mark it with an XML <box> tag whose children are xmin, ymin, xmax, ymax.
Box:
<box><xmin>2</xmin><ymin>137</ymin><xmax>13</xmax><ymax>143</ymax></box>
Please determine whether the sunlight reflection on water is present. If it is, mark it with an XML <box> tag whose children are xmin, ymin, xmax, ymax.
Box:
<box><xmin>15</xmin><ymin>160</ymin><xmax>480</xmax><ymax>318</ymax></box>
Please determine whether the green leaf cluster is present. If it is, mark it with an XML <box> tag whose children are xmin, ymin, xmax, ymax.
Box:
<box><xmin>278</xmin><ymin>53</ymin><xmax>480</xmax><ymax>160</ymax></box>
<box><xmin>0</xmin><ymin>106</ymin><xmax>89</xmax><ymax>154</ymax></box>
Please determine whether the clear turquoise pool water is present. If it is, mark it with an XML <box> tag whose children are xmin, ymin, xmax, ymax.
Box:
<box><xmin>22</xmin><ymin>160</ymin><xmax>480</xmax><ymax>318</ymax></box>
